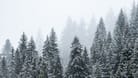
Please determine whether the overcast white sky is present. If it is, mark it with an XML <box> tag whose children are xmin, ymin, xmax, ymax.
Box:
<box><xmin>0</xmin><ymin>0</ymin><xmax>137</xmax><ymax>49</ymax></box>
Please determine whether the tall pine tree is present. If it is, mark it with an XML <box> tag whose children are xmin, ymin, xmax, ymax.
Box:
<box><xmin>82</xmin><ymin>47</ymin><xmax>91</xmax><ymax>78</ymax></box>
<box><xmin>19</xmin><ymin>37</ymin><xmax>38</xmax><ymax>78</ymax></box>
<box><xmin>19</xmin><ymin>32</ymin><xmax>27</xmax><ymax>62</ymax></box>
<box><xmin>9</xmin><ymin>48</ymin><xmax>17</xmax><ymax>78</ymax></box>
<box><xmin>17</xmin><ymin>32</ymin><xmax>28</xmax><ymax>75</ymax></box>
<box><xmin>65</xmin><ymin>37</ymin><xmax>89</xmax><ymax>78</ymax></box>
<box><xmin>113</xmin><ymin>9</ymin><xmax>131</xmax><ymax>77</ymax></box>
<box><xmin>15</xmin><ymin>49</ymin><xmax>22</xmax><ymax>75</ymax></box>
<box><xmin>91</xmin><ymin>18</ymin><xmax>106</xmax><ymax>65</ymax></box>
<box><xmin>43</xmin><ymin>28</ymin><xmax>63</xmax><ymax>78</ymax></box>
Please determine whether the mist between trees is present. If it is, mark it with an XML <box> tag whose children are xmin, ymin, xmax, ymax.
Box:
<box><xmin>1</xmin><ymin>2</ymin><xmax>138</xmax><ymax>78</ymax></box>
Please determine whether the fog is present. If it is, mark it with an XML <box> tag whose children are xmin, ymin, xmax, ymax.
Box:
<box><xmin>0</xmin><ymin>0</ymin><xmax>136</xmax><ymax>49</ymax></box>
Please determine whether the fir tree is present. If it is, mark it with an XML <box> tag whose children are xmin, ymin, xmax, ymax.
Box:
<box><xmin>19</xmin><ymin>32</ymin><xmax>27</xmax><ymax>64</ymax></box>
<box><xmin>82</xmin><ymin>47</ymin><xmax>91</xmax><ymax>78</ymax></box>
<box><xmin>90</xmin><ymin>18</ymin><xmax>106</xmax><ymax>78</ymax></box>
<box><xmin>43</xmin><ymin>28</ymin><xmax>63</xmax><ymax>78</ymax></box>
<box><xmin>106</xmin><ymin>32</ymin><xmax>114</xmax><ymax>63</ymax></box>
<box><xmin>65</xmin><ymin>37</ymin><xmax>89</xmax><ymax>78</ymax></box>
<box><xmin>19</xmin><ymin>37</ymin><xmax>38</xmax><ymax>78</ymax></box>
<box><xmin>16</xmin><ymin>32</ymin><xmax>28</xmax><ymax>76</ymax></box>
<box><xmin>9</xmin><ymin>48</ymin><xmax>17</xmax><ymax>78</ymax></box>
<box><xmin>42</xmin><ymin>36</ymin><xmax>50</xmax><ymax>78</ymax></box>
<box><xmin>113</xmin><ymin>9</ymin><xmax>129</xmax><ymax>76</ymax></box>
<box><xmin>15</xmin><ymin>49</ymin><xmax>22</xmax><ymax>75</ymax></box>
<box><xmin>91</xmin><ymin>18</ymin><xmax>106</xmax><ymax>65</ymax></box>
<box><xmin>103</xmin><ymin>32</ymin><xmax>114</xmax><ymax>78</ymax></box>
<box><xmin>28</xmin><ymin>37</ymin><xmax>39</xmax><ymax>78</ymax></box>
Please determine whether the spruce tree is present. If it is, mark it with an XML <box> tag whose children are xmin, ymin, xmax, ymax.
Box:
<box><xmin>49</xmin><ymin>28</ymin><xmax>63</xmax><ymax>78</ymax></box>
<box><xmin>130</xmin><ymin>3</ymin><xmax>138</xmax><ymax>77</ymax></box>
<box><xmin>15</xmin><ymin>49</ymin><xmax>22</xmax><ymax>75</ymax></box>
<box><xmin>90</xmin><ymin>18</ymin><xmax>106</xmax><ymax>78</ymax></box>
<box><xmin>16</xmin><ymin>32</ymin><xmax>27</xmax><ymax>76</ymax></box>
<box><xmin>106</xmin><ymin>32</ymin><xmax>114</xmax><ymax>63</ymax></box>
<box><xmin>91</xmin><ymin>18</ymin><xmax>106</xmax><ymax>65</ymax></box>
<box><xmin>82</xmin><ymin>47</ymin><xmax>91</xmax><ymax>78</ymax></box>
<box><xmin>43</xmin><ymin>28</ymin><xmax>63</xmax><ymax>78</ymax></box>
<box><xmin>19</xmin><ymin>37</ymin><xmax>38</xmax><ymax>78</ymax></box>
<box><xmin>19</xmin><ymin>32</ymin><xmax>27</xmax><ymax>64</ymax></box>
<box><xmin>113</xmin><ymin>9</ymin><xmax>129</xmax><ymax>76</ymax></box>
<box><xmin>28</xmin><ymin>37</ymin><xmax>39</xmax><ymax>78</ymax></box>
<box><xmin>9</xmin><ymin>48</ymin><xmax>17</xmax><ymax>78</ymax></box>
<box><xmin>65</xmin><ymin>37</ymin><xmax>89</xmax><ymax>78</ymax></box>
<box><xmin>42</xmin><ymin>36</ymin><xmax>50</xmax><ymax>78</ymax></box>
<box><xmin>103</xmin><ymin>32</ymin><xmax>114</xmax><ymax>78</ymax></box>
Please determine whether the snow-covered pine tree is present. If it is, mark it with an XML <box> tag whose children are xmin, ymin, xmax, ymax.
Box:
<box><xmin>19</xmin><ymin>37</ymin><xmax>33</xmax><ymax>78</ymax></box>
<box><xmin>129</xmin><ymin>3</ymin><xmax>138</xmax><ymax>77</ymax></box>
<box><xmin>16</xmin><ymin>32</ymin><xmax>28</xmax><ymax>76</ymax></box>
<box><xmin>28</xmin><ymin>37</ymin><xmax>39</xmax><ymax>78</ymax></box>
<box><xmin>90</xmin><ymin>18</ymin><xmax>106</xmax><ymax>78</ymax></box>
<box><xmin>82</xmin><ymin>47</ymin><xmax>91</xmax><ymax>78</ymax></box>
<box><xmin>42</xmin><ymin>36</ymin><xmax>50</xmax><ymax>77</ymax></box>
<box><xmin>103</xmin><ymin>32</ymin><xmax>114</xmax><ymax>78</ymax></box>
<box><xmin>106</xmin><ymin>32</ymin><xmax>113</xmax><ymax>63</ymax></box>
<box><xmin>65</xmin><ymin>37</ymin><xmax>89</xmax><ymax>78</ymax></box>
<box><xmin>0</xmin><ymin>57</ymin><xmax>9</xmax><ymax>78</ymax></box>
<box><xmin>91</xmin><ymin>18</ymin><xmax>106</xmax><ymax>65</ymax></box>
<box><xmin>49</xmin><ymin>28</ymin><xmax>63</xmax><ymax>78</ymax></box>
<box><xmin>101</xmin><ymin>32</ymin><xmax>113</xmax><ymax>78</ymax></box>
<box><xmin>9</xmin><ymin>48</ymin><xmax>17</xmax><ymax>78</ymax></box>
<box><xmin>19</xmin><ymin>37</ymin><xmax>38</xmax><ymax>78</ymax></box>
<box><xmin>15</xmin><ymin>49</ymin><xmax>22</xmax><ymax>76</ymax></box>
<box><xmin>19</xmin><ymin>32</ymin><xmax>27</xmax><ymax>64</ymax></box>
<box><xmin>113</xmin><ymin>9</ymin><xmax>130</xmax><ymax>77</ymax></box>
<box><xmin>43</xmin><ymin>28</ymin><xmax>63</xmax><ymax>78</ymax></box>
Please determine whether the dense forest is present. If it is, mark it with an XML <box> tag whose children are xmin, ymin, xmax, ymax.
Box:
<box><xmin>1</xmin><ymin>2</ymin><xmax>138</xmax><ymax>78</ymax></box>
